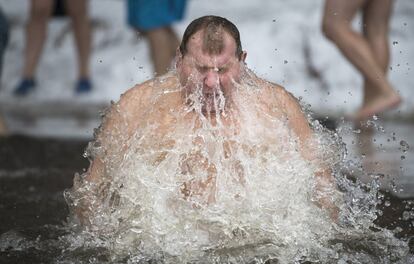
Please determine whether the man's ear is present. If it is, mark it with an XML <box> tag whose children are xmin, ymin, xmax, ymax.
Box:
<box><xmin>240</xmin><ymin>51</ymin><xmax>247</xmax><ymax>63</ymax></box>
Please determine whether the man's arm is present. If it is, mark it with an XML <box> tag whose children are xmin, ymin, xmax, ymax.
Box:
<box><xmin>278</xmin><ymin>87</ymin><xmax>339</xmax><ymax>220</ymax></box>
<box><xmin>70</xmin><ymin>84</ymin><xmax>149</xmax><ymax>225</ymax></box>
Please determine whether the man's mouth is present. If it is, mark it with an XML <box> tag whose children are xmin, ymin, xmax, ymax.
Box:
<box><xmin>203</xmin><ymin>92</ymin><xmax>217</xmax><ymax>98</ymax></box>
<box><xmin>203</xmin><ymin>92</ymin><xmax>221</xmax><ymax>104</ymax></box>
<box><xmin>201</xmin><ymin>91</ymin><xmax>224</xmax><ymax>114</ymax></box>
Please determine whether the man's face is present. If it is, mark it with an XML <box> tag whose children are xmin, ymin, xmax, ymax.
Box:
<box><xmin>177</xmin><ymin>30</ymin><xmax>246</xmax><ymax>114</ymax></box>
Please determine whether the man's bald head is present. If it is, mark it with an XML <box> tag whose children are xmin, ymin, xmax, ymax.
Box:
<box><xmin>179</xmin><ymin>16</ymin><xmax>243</xmax><ymax>60</ymax></box>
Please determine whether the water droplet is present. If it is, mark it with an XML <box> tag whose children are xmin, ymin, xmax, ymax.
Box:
<box><xmin>372</xmin><ymin>115</ymin><xmax>378</xmax><ymax>120</ymax></box>
<box><xmin>385</xmin><ymin>200</ymin><xmax>391</xmax><ymax>207</ymax></box>
<box><xmin>402</xmin><ymin>211</ymin><xmax>411</xmax><ymax>220</ymax></box>
<box><xmin>394</xmin><ymin>227</ymin><xmax>403</xmax><ymax>233</ymax></box>
<box><xmin>393</xmin><ymin>41</ymin><xmax>398</xmax><ymax>45</ymax></box>
<box><xmin>284</xmin><ymin>60</ymin><xmax>288</xmax><ymax>64</ymax></box>
<box><xmin>400</xmin><ymin>140</ymin><xmax>409</xmax><ymax>153</ymax></box>
<box><xmin>401</xmin><ymin>155</ymin><xmax>406</xmax><ymax>160</ymax></box>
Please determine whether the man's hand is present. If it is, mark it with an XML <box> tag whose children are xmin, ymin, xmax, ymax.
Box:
<box><xmin>314</xmin><ymin>170</ymin><xmax>340</xmax><ymax>222</ymax></box>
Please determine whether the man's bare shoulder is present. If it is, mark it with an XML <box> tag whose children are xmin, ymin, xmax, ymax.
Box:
<box><xmin>258</xmin><ymin>79</ymin><xmax>299</xmax><ymax>108</ymax></box>
<box><xmin>118</xmin><ymin>79</ymin><xmax>155</xmax><ymax>108</ymax></box>
<box><xmin>99</xmin><ymin>74</ymin><xmax>180</xmax><ymax>139</ymax></box>
<box><xmin>263</xmin><ymin>81</ymin><xmax>312</xmax><ymax>138</ymax></box>
<box><xmin>118</xmin><ymin>74</ymin><xmax>180</xmax><ymax>113</ymax></box>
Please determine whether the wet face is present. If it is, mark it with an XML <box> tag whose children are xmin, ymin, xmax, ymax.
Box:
<box><xmin>177</xmin><ymin>30</ymin><xmax>246</xmax><ymax>114</ymax></box>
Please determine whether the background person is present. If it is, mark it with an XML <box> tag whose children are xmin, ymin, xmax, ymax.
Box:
<box><xmin>322</xmin><ymin>0</ymin><xmax>401</xmax><ymax>121</ymax></box>
<box><xmin>0</xmin><ymin>6</ymin><xmax>9</xmax><ymax>135</ymax></box>
<box><xmin>127</xmin><ymin>0</ymin><xmax>187</xmax><ymax>76</ymax></box>
<box><xmin>14</xmin><ymin>0</ymin><xmax>92</xmax><ymax>96</ymax></box>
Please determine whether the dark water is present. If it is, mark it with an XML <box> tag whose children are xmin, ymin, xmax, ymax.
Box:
<box><xmin>0</xmin><ymin>135</ymin><xmax>88</xmax><ymax>263</ymax></box>
<box><xmin>0</xmin><ymin>134</ymin><xmax>413</xmax><ymax>263</ymax></box>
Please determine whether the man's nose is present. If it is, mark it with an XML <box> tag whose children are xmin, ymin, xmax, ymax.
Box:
<box><xmin>203</xmin><ymin>70</ymin><xmax>219</xmax><ymax>88</ymax></box>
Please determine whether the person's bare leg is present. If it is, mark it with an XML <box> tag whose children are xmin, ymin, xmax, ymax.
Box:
<box><xmin>22</xmin><ymin>0</ymin><xmax>53</xmax><ymax>78</ymax></box>
<box><xmin>322</xmin><ymin>0</ymin><xmax>400</xmax><ymax>121</ymax></box>
<box><xmin>355</xmin><ymin>1</ymin><xmax>393</xmax><ymax>134</ymax></box>
<box><xmin>65</xmin><ymin>0</ymin><xmax>91</xmax><ymax>79</ymax></box>
<box><xmin>166</xmin><ymin>27</ymin><xmax>180</xmax><ymax>62</ymax></box>
<box><xmin>360</xmin><ymin>0</ymin><xmax>400</xmax><ymax>118</ymax></box>
<box><xmin>0</xmin><ymin>114</ymin><xmax>7</xmax><ymax>135</ymax></box>
<box><xmin>362</xmin><ymin>1</ymin><xmax>390</xmax><ymax>105</ymax></box>
<box><xmin>145</xmin><ymin>27</ymin><xmax>176</xmax><ymax>76</ymax></box>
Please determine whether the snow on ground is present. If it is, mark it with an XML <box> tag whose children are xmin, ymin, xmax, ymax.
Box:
<box><xmin>0</xmin><ymin>0</ymin><xmax>413</xmax><ymax>138</ymax></box>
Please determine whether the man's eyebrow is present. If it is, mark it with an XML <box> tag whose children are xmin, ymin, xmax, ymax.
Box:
<box><xmin>195</xmin><ymin>60</ymin><xmax>233</xmax><ymax>69</ymax></box>
<box><xmin>195</xmin><ymin>63</ymin><xmax>208</xmax><ymax>69</ymax></box>
<box><xmin>219</xmin><ymin>60</ymin><xmax>233</xmax><ymax>69</ymax></box>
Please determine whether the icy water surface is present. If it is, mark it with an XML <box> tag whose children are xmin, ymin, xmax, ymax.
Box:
<box><xmin>0</xmin><ymin>127</ymin><xmax>413</xmax><ymax>263</ymax></box>
<box><xmin>1</xmin><ymin>75</ymin><xmax>414</xmax><ymax>263</ymax></box>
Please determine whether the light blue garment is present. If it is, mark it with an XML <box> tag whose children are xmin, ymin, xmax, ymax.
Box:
<box><xmin>127</xmin><ymin>0</ymin><xmax>187</xmax><ymax>30</ymax></box>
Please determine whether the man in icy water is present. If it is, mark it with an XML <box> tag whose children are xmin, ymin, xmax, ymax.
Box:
<box><xmin>66</xmin><ymin>15</ymin><xmax>344</xmax><ymax>261</ymax></box>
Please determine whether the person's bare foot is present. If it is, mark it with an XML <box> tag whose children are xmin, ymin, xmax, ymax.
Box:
<box><xmin>347</xmin><ymin>92</ymin><xmax>401</xmax><ymax>121</ymax></box>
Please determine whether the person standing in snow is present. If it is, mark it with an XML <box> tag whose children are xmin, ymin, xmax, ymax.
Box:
<box><xmin>14</xmin><ymin>0</ymin><xmax>93</xmax><ymax>96</ymax></box>
<box><xmin>322</xmin><ymin>0</ymin><xmax>401</xmax><ymax>121</ymax></box>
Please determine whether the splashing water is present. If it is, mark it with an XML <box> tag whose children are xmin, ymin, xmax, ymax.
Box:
<box><xmin>62</xmin><ymin>66</ymin><xmax>409</xmax><ymax>263</ymax></box>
